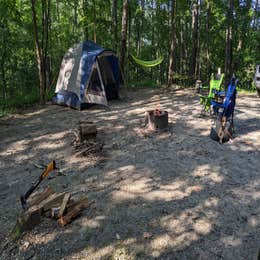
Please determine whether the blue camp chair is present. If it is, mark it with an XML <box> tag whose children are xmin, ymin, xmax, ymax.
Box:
<box><xmin>209</xmin><ymin>77</ymin><xmax>238</xmax><ymax>143</ymax></box>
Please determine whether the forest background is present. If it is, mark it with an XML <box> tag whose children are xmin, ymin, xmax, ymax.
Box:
<box><xmin>0</xmin><ymin>0</ymin><xmax>259</xmax><ymax>112</ymax></box>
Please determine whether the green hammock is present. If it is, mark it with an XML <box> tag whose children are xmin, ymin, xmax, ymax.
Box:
<box><xmin>130</xmin><ymin>54</ymin><xmax>164</xmax><ymax>68</ymax></box>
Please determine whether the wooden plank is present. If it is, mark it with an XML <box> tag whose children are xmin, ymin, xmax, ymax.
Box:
<box><xmin>28</xmin><ymin>186</ymin><xmax>54</xmax><ymax>208</ymax></box>
<box><xmin>58</xmin><ymin>197</ymin><xmax>88</xmax><ymax>227</ymax></box>
<box><xmin>58</xmin><ymin>193</ymin><xmax>71</xmax><ymax>218</ymax></box>
<box><xmin>37</xmin><ymin>192</ymin><xmax>65</xmax><ymax>212</ymax></box>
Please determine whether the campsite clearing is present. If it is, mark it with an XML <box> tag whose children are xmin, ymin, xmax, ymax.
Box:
<box><xmin>0</xmin><ymin>88</ymin><xmax>259</xmax><ymax>259</ymax></box>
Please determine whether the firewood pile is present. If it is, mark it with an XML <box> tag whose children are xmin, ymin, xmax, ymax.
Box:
<box><xmin>72</xmin><ymin>121</ymin><xmax>104</xmax><ymax>157</ymax></box>
<box><xmin>10</xmin><ymin>186</ymin><xmax>89</xmax><ymax>241</ymax></box>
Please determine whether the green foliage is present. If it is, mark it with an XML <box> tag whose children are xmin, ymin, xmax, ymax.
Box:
<box><xmin>0</xmin><ymin>90</ymin><xmax>39</xmax><ymax>109</ymax></box>
<box><xmin>0</xmin><ymin>0</ymin><xmax>259</xmax><ymax>111</ymax></box>
<box><xmin>0</xmin><ymin>90</ymin><xmax>40</xmax><ymax>117</ymax></box>
<box><xmin>128</xmin><ymin>79</ymin><xmax>159</xmax><ymax>88</ymax></box>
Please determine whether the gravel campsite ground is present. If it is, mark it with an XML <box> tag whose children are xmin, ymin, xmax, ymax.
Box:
<box><xmin>0</xmin><ymin>88</ymin><xmax>260</xmax><ymax>259</ymax></box>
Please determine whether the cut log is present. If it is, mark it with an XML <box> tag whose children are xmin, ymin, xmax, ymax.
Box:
<box><xmin>10</xmin><ymin>207</ymin><xmax>42</xmax><ymax>241</ymax></box>
<box><xmin>41</xmin><ymin>192</ymin><xmax>65</xmax><ymax>212</ymax></box>
<box><xmin>145</xmin><ymin>110</ymin><xmax>168</xmax><ymax>131</ymax></box>
<box><xmin>58</xmin><ymin>197</ymin><xmax>88</xmax><ymax>227</ymax></box>
<box><xmin>58</xmin><ymin>193</ymin><xmax>71</xmax><ymax>218</ymax></box>
<box><xmin>78</xmin><ymin>121</ymin><xmax>97</xmax><ymax>141</ymax></box>
<box><xmin>27</xmin><ymin>186</ymin><xmax>54</xmax><ymax>208</ymax></box>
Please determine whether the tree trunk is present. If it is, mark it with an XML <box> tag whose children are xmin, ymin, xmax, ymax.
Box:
<box><xmin>138</xmin><ymin>0</ymin><xmax>144</xmax><ymax>55</ymax></box>
<box><xmin>185</xmin><ymin>17</ymin><xmax>189</xmax><ymax>77</ymax></box>
<box><xmin>83</xmin><ymin>0</ymin><xmax>88</xmax><ymax>40</ymax></box>
<box><xmin>180</xmin><ymin>18</ymin><xmax>185</xmax><ymax>76</ymax></box>
<box><xmin>224</xmin><ymin>0</ymin><xmax>234</xmax><ymax>85</ymax></box>
<box><xmin>111</xmin><ymin>0</ymin><xmax>118</xmax><ymax>51</ymax></box>
<box><xmin>73</xmin><ymin>0</ymin><xmax>78</xmax><ymax>41</ymax></box>
<box><xmin>189</xmin><ymin>0</ymin><xmax>199</xmax><ymax>83</ymax></box>
<box><xmin>31</xmin><ymin>0</ymin><xmax>45</xmax><ymax>104</ymax></box>
<box><xmin>55</xmin><ymin>0</ymin><xmax>61</xmax><ymax>49</ymax></box>
<box><xmin>1</xmin><ymin>60</ymin><xmax>7</xmax><ymax>101</ymax></box>
<box><xmin>45</xmin><ymin>0</ymin><xmax>51</xmax><ymax>88</ymax></box>
<box><xmin>127</xmin><ymin>1</ymin><xmax>132</xmax><ymax>82</ymax></box>
<box><xmin>135</xmin><ymin>0</ymin><xmax>144</xmax><ymax>81</ymax></box>
<box><xmin>168</xmin><ymin>0</ymin><xmax>176</xmax><ymax>86</ymax></box>
<box><xmin>206</xmin><ymin>0</ymin><xmax>211</xmax><ymax>83</ymax></box>
<box><xmin>120</xmin><ymin>0</ymin><xmax>128</xmax><ymax>75</ymax></box>
<box><xmin>253</xmin><ymin>0</ymin><xmax>259</xmax><ymax>28</ymax></box>
<box><xmin>47</xmin><ymin>0</ymin><xmax>52</xmax><ymax>87</ymax></box>
<box><xmin>93</xmin><ymin>0</ymin><xmax>96</xmax><ymax>42</ymax></box>
<box><xmin>31</xmin><ymin>0</ymin><xmax>51</xmax><ymax>104</ymax></box>
<box><xmin>195</xmin><ymin>0</ymin><xmax>201</xmax><ymax>80</ymax></box>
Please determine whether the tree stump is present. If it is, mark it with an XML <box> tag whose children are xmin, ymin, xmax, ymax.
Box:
<box><xmin>145</xmin><ymin>110</ymin><xmax>168</xmax><ymax>131</ymax></box>
<box><xmin>78</xmin><ymin>121</ymin><xmax>97</xmax><ymax>142</ymax></box>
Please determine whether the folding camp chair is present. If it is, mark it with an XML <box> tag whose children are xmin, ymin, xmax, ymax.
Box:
<box><xmin>209</xmin><ymin>77</ymin><xmax>238</xmax><ymax>143</ymax></box>
<box><xmin>199</xmin><ymin>73</ymin><xmax>224</xmax><ymax>112</ymax></box>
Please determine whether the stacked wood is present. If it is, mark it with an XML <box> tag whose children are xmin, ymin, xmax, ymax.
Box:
<box><xmin>71</xmin><ymin>121</ymin><xmax>104</xmax><ymax>157</ymax></box>
<box><xmin>10</xmin><ymin>187</ymin><xmax>89</xmax><ymax>241</ymax></box>
<box><xmin>58</xmin><ymin>193</ymin><xmax>71</xmax><ymax>218</ymax></box>
<box><xmin>41</xmin><ymin>192</ymin><xmax>66</xmax><ymax>212</ymax></box>
<box><xmin>27</xmin><ymin>186</ymin><xmax>54</xmax><ymax>208</ymax></box>
<box><xmin>58</xmin><ymin>196</ymin><xmax>88</xmax><ymax>227</ymax></box>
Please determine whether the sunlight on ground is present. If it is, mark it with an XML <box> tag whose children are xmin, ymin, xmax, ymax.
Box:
<box><xmin>193</xmin><ymin>164</ymin><xmax>224</xmax><ymax>183</ymax></box>
<box><xmin>0</xmin><ymin>89</ymin><xmax>259</xmax><ymax>259</ymax></box>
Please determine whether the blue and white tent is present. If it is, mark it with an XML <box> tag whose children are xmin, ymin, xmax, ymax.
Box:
<box><xmin>53</xmin><ymin>41</ymin><xmax>123</xmax><ymax>109</ymax></box>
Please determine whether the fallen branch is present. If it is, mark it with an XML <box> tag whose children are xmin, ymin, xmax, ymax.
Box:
<box><xmin>75</xmin><ymin>143</ymin><xmax>103</xmax><ymax>157</ymax></box>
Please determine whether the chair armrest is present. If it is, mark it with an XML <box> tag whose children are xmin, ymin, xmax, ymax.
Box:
<box><xmin>210</xmin><ymin>100</ymin><xmax>225</xmax><ymax>108</ymax></box>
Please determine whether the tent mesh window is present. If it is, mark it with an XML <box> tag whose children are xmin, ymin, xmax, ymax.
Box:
<box><xmin>87</xmin><ymin>66</ymin><xmax>103</xmax><ymax>96</ymax></box>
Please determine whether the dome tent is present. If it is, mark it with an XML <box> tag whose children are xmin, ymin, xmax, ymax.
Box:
<box><xmin>52</xmin><ymin>41</ymin><xmax>123</xmax><ymax>109</ymax></box>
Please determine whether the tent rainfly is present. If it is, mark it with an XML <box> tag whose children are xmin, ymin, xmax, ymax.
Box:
<box><xmin>52</xmin><ymin>41</ymin><xmax>123</xmax><ymax>109</ymax></box>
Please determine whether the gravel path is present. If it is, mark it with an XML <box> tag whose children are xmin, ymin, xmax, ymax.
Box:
<box><xmin>0</xmin><ymin>88</ymin><xmax>259</xmax><ymax>259</ymax></box>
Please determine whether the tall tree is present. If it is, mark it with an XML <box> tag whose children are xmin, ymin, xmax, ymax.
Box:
<box><xmin>168</xmin><ymin>0</ymin><xmax>176</xmax><ymax>86</ymax></box>
<box><xmin>120</xmin><ymin>0</ymin><xmax>128</xmax><ymax>74</ymax></box>
<box><xmin>253</xmin><ymin>0</ymin><xmax>259</xmax><ymax>28</ymax></box>
<box><xmin>72</xmin><ymin>0</ymin><xmax>79</xmax><ymax>41</ymax></box>
<box><xmin>111</xmin><ymin>0</ymin><xmax>118</xmax><ymax>51</ymax></box>
<box><xmin>190</xmin><ymin>0</ymin><xmax>200</xmax><ymax>81</ymax></box>
<box><xmin>225</xmin><ymin>0</ymin><xmax>234</xmax><ymax>83</ymax></box>
<box><xmin>83</xmin><ymin>0</ymin><xmax>88</xmax><ymax>40</ymax></box>
<box><xmin>93</xmin><ymin>0</ymin><xmax>96</xmax><ymax>42</ymax></box>
<box><xmin>205</xmin><ymin>0</ymin><xmax>211</xmax><ymax>83</ymax></box>
<box><xmin>30</xmin><ymin>0</ymin><xmax>51</xmax><ymax>104</ymax></box>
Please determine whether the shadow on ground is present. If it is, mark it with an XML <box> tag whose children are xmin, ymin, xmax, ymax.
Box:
<box><xmin>0</xmin><ymin>88</ymin><xmax>259</xmax><ymax>259</ymax></box>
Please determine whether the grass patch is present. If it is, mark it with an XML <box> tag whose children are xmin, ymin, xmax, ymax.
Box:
<box><xmin>0</xmin><ymin>108</ymin><xmax>15</xmax><ymax>118</ymax></box>
<box><xmin>0</xmin><ymin>91</ymin><xmax>40</xmax><ymax>117</ymax></box>
<box><xmin>237</xmin><ymin>87</ymin><xmax>257</xmax><ymax>94</ymax></box>
<box><xmin>128</xmin><ymin>79</ymin><xmax>159</xmax><ymax>88</ymax></box>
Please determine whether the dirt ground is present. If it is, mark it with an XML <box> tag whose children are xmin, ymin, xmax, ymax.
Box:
<box><xmin>0</xmin><ymin>88</ymin><xmax>259</xmax><ymax>260</ymax></box>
